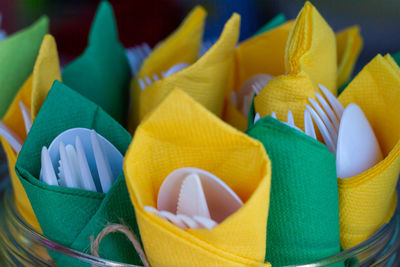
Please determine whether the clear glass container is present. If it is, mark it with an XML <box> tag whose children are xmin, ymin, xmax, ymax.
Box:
<box><xmin>0</xmin><ymin>159</ymin><xmax>399</xmax><ymax>266</ymax></box>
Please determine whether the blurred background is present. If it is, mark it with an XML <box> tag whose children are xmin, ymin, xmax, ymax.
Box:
<box><xmin>0</xmin><ymin>0</ymin><xmax>399</xmax><ymax>71</ymax></box>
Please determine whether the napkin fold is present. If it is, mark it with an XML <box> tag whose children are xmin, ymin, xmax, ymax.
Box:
<box><xmin>137</xmin><ymin>6</ymin><xmax>206</xmax><ymax>79</ymax></box>
<box><xmin>129</xmin><ymin>12</ymin><xmax>239</xmax><ymax>131</ymax></box>
<box><xmin>124</xmin><ymin>89</ymin><xmax>271</xmax><ymax>267</ymax></box>
<box><xmin>336</xmin><ymin>26</ymin><xmax>363</xmax><ymax>89</ymax></box>
<box><xmin>337</xmin><ymin>54</ymin><xmax>400</xmax><ymax>249</ymax></box>
<box><xmin>254</xmin><ymin>2</ymin><xmax>336</xmax><ymax>129</ymax></box>
<box><xmin>0</xmin><ymin>34</ymin><xmax>60</xmax><ymax>232</ymax></box>
<box><xmin>0</xmin><ymin>16</ymin><xmax>48</xmax><ymax>117</ymax></box>
<box><xmin>62</xmin><ymin>1</ymin><xmax>130</xmax><ymax>125</ymax></box>
<box><xmin>223</xmin><ymin>19</ymin><xmax>294</xmax><ymax>132</ymax></box>
<box><xmin>15</xmin><ymin>81</ymin><xmax>142</xmax><ymax>266</ymax></box>
<box><xmin>247</xmin><ymin>111</ymin><xmax>341</xmax><ymax>266</ymax></box>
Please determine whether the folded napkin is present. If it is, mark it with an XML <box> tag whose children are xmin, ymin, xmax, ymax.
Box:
<box><xmin>0</xmin><ymin>34</ymin><xmax>60</xmax><ymax>231</ymax></box>
<box><xmin>337</xmin><ymin>54</ymin><xmax>400</xmax><ymax>249</ymax></box>
<box><xmin>15</xmin><ymin>81</ymin><xmax>142</xmax><ymax>266</ymax></box>
<box><xmin>223</xmin><ymin>19</ymin><xmax>294</xmax><ymax>132</ymax></box>
<box><xmin>0</xmin><ymin>16</ymin><xmax>48</xmax><ymax>117</ymax></box>
<box><xmin>124</xmin><ymin>89</ymin><xmax>271</xmax><ymax>267</ymax></box>
<box><xmin>393</xmin><ymin>51</ymin><xmax>400</xmax><ymax>65</ymax></box>
<box><xmin>62</xmin><ymin>1</ymin><xmax>130</xmax><ymax>125</ymax></box>
<box><xmin>128</xmin><ymin>6</ymin><xmax>206</xmax><ymax>130</ymax></box>
<box><xmin>336</xmin><ymin>26</ymin><xmax>363</xmax><ymax>90</ymax></box>
<box><xmin>247</xmin><ymin>110</ymin><xmax>341</xmax><ymax>266</ymax></box>
<box><xmin>226</xmin><ymin>2</ymin><xmax>361</xmax><ymax>132</ymax></box>
<box><xmin>254</xmin><ymin>2</ymin><xmax>336</xmax><ymax>129</ymax></box>
<box><xmin>129</xmin><ymin>12</ymin><xmax>239</xmax><ymax>131</ymax></box>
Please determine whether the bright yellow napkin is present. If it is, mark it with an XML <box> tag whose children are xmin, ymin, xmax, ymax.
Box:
<box><xmin>129</xmin><ymin>12</ymin><xmax>240</xmax><ymax>132</ymax></box>
<box><xmin>252</xmin><ymin>2</ymin><xmax>336</xmax><ymax>130</ymax></box>
<box><xmin>0</xmin><ymin>34</ymin><xmax>61</xmax><ymax>231</ymax></box>
<box><xmin>336</xmin><ymin>26</ymin><xmax>363</xmax><ymax>88</ymax></box>
<box><xmin>124</xmin><ymin>89</ymin><xmax>271</xmax><ymax>267</ymax></box>
<box><xmin>337</xmin><ymin>54</ymin><xmax>400</xmax><ymax>249</ymax></box>
<box><xmin>128</xmin><ymin>6</ymin><xmax>206</xmax><ymax>130</ymax></box>
<box><xmin>223</xmin><ymin>21</ymin><xmax>294</xmax><ymax>131</ymax></box>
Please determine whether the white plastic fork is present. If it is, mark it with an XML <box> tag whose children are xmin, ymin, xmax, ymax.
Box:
<box><xmin>138</xmin><ymin>62</ymin><xmax>190</xmax><ymax>90</ymax></box>
<box><xmin>231</xmin><ymin>74</ymin><xmax>272</xmax><ymax>116</ymax></box>
<box><xmin>0</xmin><ymin>102</ymin><xmax>32</xmax><ymax>153</ymax></box>
<box><xmin>41</xmin><ymin>128</ymin><xmax>121</xmax><ymax>193</ymax></box>
<box><xmin>305</xmin><ymin>84</ymin><xmax>345</xmax><ymax>153</ymax></box>
<box><xmin>144</xmin><ymin>206</ymin><xmax>217</xmax><ymax>229</ymax></box>
<box><xmin>19</xmin><ymin>102</ymin><xmax>32</xmax><ymax>134</ymax></box>
<box><xmin>0</xmin><ymin>122</ymin><xmax>22</xmax><ymax>153</ymax></box>
<box><xmin>126</xmin><ymin>43</ymin><xmax>152</xmax><ymax>76</ymax></box>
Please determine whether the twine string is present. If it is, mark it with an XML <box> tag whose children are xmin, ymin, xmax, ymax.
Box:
<box><xmin>91</xmin><ymin>223</ymin><xmax>150</xmax><ymax>267</ymax></box>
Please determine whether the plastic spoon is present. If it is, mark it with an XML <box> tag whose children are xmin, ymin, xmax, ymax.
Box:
<box><xmin>336</xmin><ymin>103</ymin><xmax>383</xmax><ymax>178</ymax></box>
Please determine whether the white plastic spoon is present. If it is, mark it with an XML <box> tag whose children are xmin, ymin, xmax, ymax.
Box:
<box><xmin>336</xmin><ymin>103</ymin><xmax>383</xmax><ymax>178</ymax></box>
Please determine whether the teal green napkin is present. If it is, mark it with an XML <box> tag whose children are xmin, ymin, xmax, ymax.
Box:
<box><xmin>393</xmin><ymin>51</ymin><xmax>400</xmax><ymax>66</ymax></box>
<box><xmin>253</xmin><ymin>13</ymin><xmax>286</xmax><ymax>37</ymax></box>
<box><xmin>0</xmin><ymin>16</ymin><xmax>48</xmax><ymax>117</ymax></box>
<box><xmin>62</xmin><ymin>1</ymin><xmax>130</xmax><ymax>125</ymax></box>
<box><xmin>15</xmin><ymin>81</ymin><xmax>141</xmax><ymax>266</ymax></box>
<box><xmin>247</xmin><ymin>107</ymin><xmax>342</xmax><ymax>266</ymax></box>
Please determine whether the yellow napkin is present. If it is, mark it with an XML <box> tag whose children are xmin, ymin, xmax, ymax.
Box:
<box><xmin>234</xmin><ymin>21</ymin><xmax>294</xmax><ymax>88</ymax></box>
<box><xmin>128</xmin><ymin>6</ymin><xmax>206</xmax><ymax>130</ymax></box>
<box><xmin>252</xmin><ymin>2</ymin><xmax>336</xmax><ymax>130</ymax></box>
<box><xmin>336</xmin><ymin>26</ymin><xmax>363</xmax><ymax>88</ymax></box>
<box><xmin>0</xmin><ymin>34</ymin><xmax>61</xmax><ymax>231</ymax></box>
<box><xmin>337</xmin><ymin>54</ymin><xmax>400</xmax><ymax>249</ymax></box>
<box><xmin>124</xmin><ymin>89</ymin><xmax>271</xmax><ymax>267</ymax></box>
<box><xmin>129</xmin><ymin>12</ymin><xmax>240</xmax><ymax>132</ymax></box>
<box><xmin>223</xmin><ymin>21</ymin><xmax>294</xmax><ymax>131</ymax></box>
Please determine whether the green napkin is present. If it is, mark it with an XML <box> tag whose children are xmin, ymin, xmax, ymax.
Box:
<box><xmin>62</xmin><ymin>1</ymin><xmax>130</xmax><ymax>125</ymax></box>
<box><xmin>0</xmin><ymin>16</ymin><xmax>48</xmax><ymax>117</ymax></box>
<box><xmin>247</xmin><ymin>107</ymin><xmax>342</xmax><ymax>266</ymax></box>
<box><xmin>393</xmin><ymin>51</ymin><xmax>400</xmax><ymax>66</ymax></box>
<box><xmin>15</xmin><ymin>81</ymin><xmax>141</xmax><ymax>266</ymax></box>
<box><xmin>253</xmin><ymin>13</ymin><xmax>286</xmax><ymax>37</ymax></box>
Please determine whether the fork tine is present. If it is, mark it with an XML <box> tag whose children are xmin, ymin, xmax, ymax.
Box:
<box><xmin>287</xmin><ymin>110</ymin><xmax>295</xmax><ymax>127</ymax></box>
<box><xmin>306</xmin><ymin>105</ymin><xmax>336</xmax><ymax>153</ymax></box>
<box><xmin>319</xmin><ymin>84</ymin><xmax>344</xmax><ymax>119</ymax></box>
<box><xmin>270</xmin><ymin>112</ymin><xmax>277</xmax><ymax>119</ymax></box>
<box><xmin>145</xmin><ymin>76</ymin><xmax>152</xmax><ymax>86</ymax></box>
<box><xmin>59</xmin><ymin>142</ymin><xmax>79</xmax><ymax>189</ymax></box>
<box><xmin>90</xmin><ymin>130</ymin><xmax>113</xmax><ymax>193</ymax></box>
<box><xmin>254</xmin><ymin>113</ymin><xmax>261</xmax><ymax>123</ymax></box>
<box><xmin>0</xmin><ymin>121</ymin><xmax>22</xmax><ymax>152</ymax></box>
<box><xmin>75</xmin><ymin>136</ymin><xmax>97</xmax><ymax>192</ymax></box>
<box><xmin>304</xmin><ymin>109</ymin><xmax>316</xmax><ymax>139</ymax></box>
<box><xmin>19</xmin><ymin>102</ymin><xmax>32</xmax><ymax>134</ymax></box>
<box><xmin>152</xmin><ymin>74</ymin><xmax>159</xmax><ymax>81</ymax></box>
<box><xmin>138</xmin><ymin>78</ymin><xmax>146</xmax><ymax>90</ymax></box>
<box><xmin>41</xmin><ymin>146</ymin><xmax>59</xmax><ymax>186</ymax></box>
<box><xmin>308</xmin><ymin>98</ymin><xmax>338</xmax><ymax>144</ymax></box>
<box><xmin>315</xmin><ymin>92</ymin><xmax>340</xmax><ymax>131</ymax></box>
<box><xmin>193</xmin><ymin>216</ymin><xmax>217</xmax><ymax>229</ymax></box>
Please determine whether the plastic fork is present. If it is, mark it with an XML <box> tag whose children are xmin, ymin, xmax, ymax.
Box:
<box><xmin>41</xmin><ymin>129</ymin><xmax>117</xmax><ymax>193</ymax></box>
<box><xmin>126</xmin><ymin>43</ymin><xmax>152</xmax><ymax>76</ymax></box>
<box><xmin>0</xmin><ymin>101</ymin><xmax>32</xmax><ymax>153</ymax></box>
<box><xmin>138</xmin><ymin>62</ymin><xmax>190</xmax><ymax>90</ymax></box>
<box><xmin>144</xmin><ymin>206</ymin><xmax>217</xmax><ymax>229</ymax></box>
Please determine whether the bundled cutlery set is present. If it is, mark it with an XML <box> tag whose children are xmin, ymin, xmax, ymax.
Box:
<box><xmin>253</xmin><ymin>83</ymin><xmax>383</xmax><ymax>179</ymax></box>
<box><xmin>0</xmin><ymin>1</ymin><xmax>399</xmax><ymax>266</ymax></box>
